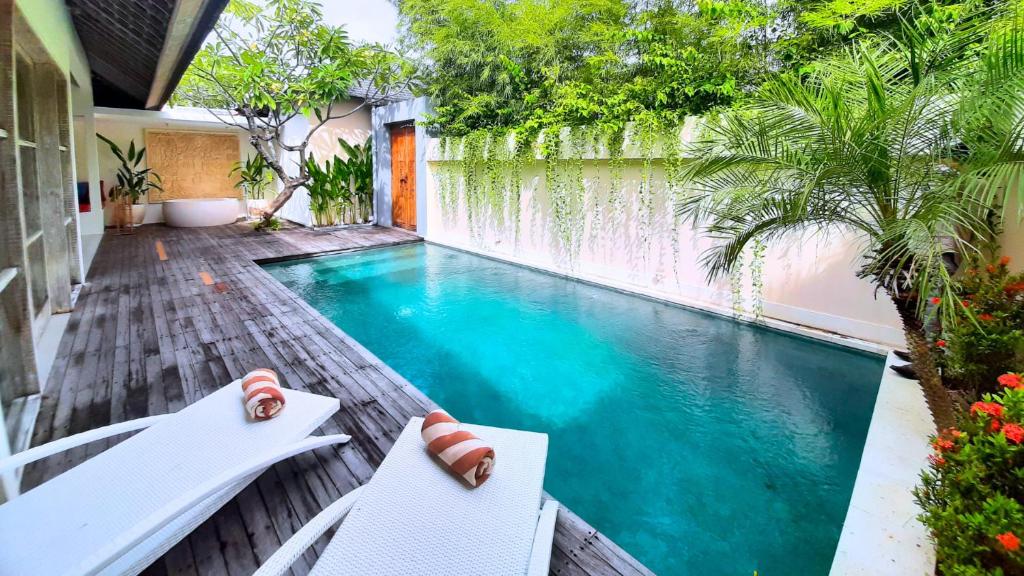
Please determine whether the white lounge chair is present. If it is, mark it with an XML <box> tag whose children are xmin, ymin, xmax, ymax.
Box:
<box><xmin>254</xmin><ymin>417</ymin><xmax>559</xmax><ymax>576</ymax></box>
<box><xmin>0</xmin><ymin>381</ymin><xmax>349</xmax><ymax>576</ymax></box>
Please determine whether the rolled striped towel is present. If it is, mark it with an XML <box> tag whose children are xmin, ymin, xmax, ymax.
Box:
<box><xmin>421</xmin><ymin>410</ymin><xmax>495</xmax><ymax>487</ymax></box>
<box><xmin>241</xmin><ymin>369</ymin><xmax>286</xmax><ymax>420</ymax></box>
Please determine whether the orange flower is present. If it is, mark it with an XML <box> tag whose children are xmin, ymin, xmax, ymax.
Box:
<box><xmin>928</xmin><ymin>453</ymin><xmax>946</xmax><ymax>466</ymax></box>
<box><xmin>1006</xmin><ymin>282</ymin><xmax>1024</xmax><ymax>295</ymax></box>
<box><xmin>1000</xmin><ymin>256</ymin><xmax>1011</xmax><ymax>267</ymax></box>
<box><xmin>971</xmin><ymin>401</ymin><xmax>1004</xmax><ymax>419</ymax></box>
<box><xmin>999</xmin><ymin>373</ymin><xmax>1023</xmax><ymax>389</ymax></box>
<box><xmin>936</xmin><ymin>339</ymin><xmax>947</xmax><ymax>348</ymax></box>
<box><xmin>932</xmin><ymin>437</ymin><xmax>955</xmax><ymax>451</ymax></box>
<box><xmin>997</xmin><ymin>532</ymin><xmax>1020</xmax><ymax>552</ymax></box>
<box><xmin>988</xmin><ymin>264</ymin><xmax>997</xmax><ymax>273</ymax></box>
<box><xmin>1004</xmin><ymin>423</ymin><xmax>1024</xmax><ymax>444</ymax></box>
<box><xmin>979</xmin><ymin>313</ymin><xmax>994</xmax><ymax>321</ymax></box>
<box><xmin>930</xmin><ymin>296</ymin><xmax>942</xmax><ymax>305</ymax></box>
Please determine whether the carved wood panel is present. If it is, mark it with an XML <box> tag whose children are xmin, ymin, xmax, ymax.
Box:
<box><xmin>145</xmin><ymin>130</ymin><xmax>240</xmax><ymax>202</ymax></box>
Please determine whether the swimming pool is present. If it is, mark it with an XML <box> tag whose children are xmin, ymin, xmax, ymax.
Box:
<box><xmin>264</xmin><ymin>243</ymin><xmax>883</xmax><ymax>576</ymax></box>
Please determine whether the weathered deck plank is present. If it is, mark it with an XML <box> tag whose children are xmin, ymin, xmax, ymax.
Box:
<box><xmin>24</xmin><ymin>222</ymin><xmax>654</xmax><ymax>576</ymax></box>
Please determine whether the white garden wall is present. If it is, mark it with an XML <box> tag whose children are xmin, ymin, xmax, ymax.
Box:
<box><xmin>423</xmin><ymin>129</ymin><xmax>909</xmax><ymax>348</ymax></box>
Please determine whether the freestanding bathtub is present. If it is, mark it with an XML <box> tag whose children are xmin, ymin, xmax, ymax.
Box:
<box><xmin>163</xmin><ymin>198</ymin><xmax>242</xmax><ymax>227</ymax></box>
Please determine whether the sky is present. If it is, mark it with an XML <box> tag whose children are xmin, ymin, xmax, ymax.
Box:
<box><xmin>319</xmin><ymin>1</ymin><xmax>400</xmax><ymax>45</ymax></box>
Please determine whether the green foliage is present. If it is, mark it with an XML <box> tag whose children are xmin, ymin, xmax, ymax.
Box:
<box><xmin>916</xmin><ymin>378</ymin><xmax>1024</xmax><ymax>574</ymax></box>
<box><xmin>305</xmin><ymin>155</ymin><xmax>348</xmax><ymax>226</ymax></box>
<box><xmin>400</xmin><ymin>0</ymin><xmax>995</xmax><ymax>137</ymax></box>
<box><xmin>305</xmin><ymin>137</ymin><xmax>374</xmax><ymax>227</ymax></box>
<box><xmin>231</xmin><ymin>154</ymin><xmax>274</xmax><ymax>200</ymax></box>
<box><xmin>97</xmin><ymin>134</ymin><xmax>163</xmax><ymax>204</ymax></box>
<box><xmin>941</xmin><ymin>258</ymin><xmax>1024</xmax><ymax>395</ymax></box>
<box><xmin>172</xmin><ymin>0</ymin><xmax>411</xmax><ymax>221</ymax></box>
<box><xmin>254</xmin><ymin>216</ymin><xmax>282</xmax><ymax>231</ymax></box>
<box><xmin>338</xmin><ymin>137</ymin><xmax>374</xmax><ymax>223</ymax></box>
<box><xmin>676</xmin><ymin>5</ymin><xmax>1023</xmax><ymax>324</ymax></box>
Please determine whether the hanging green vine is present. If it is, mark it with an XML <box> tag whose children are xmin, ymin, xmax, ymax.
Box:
<box><xmin>436</xmin><ymin>136</ymin><xmax>462</xmax><ymax>224</ymax></box>
<box><xmin>633</xmin><ymin>120</ymin><xmax>659</xmax><ymax>251</ymax></box>
<box><xmin>605</xmin><ymin>125</ymin><xmax>627</xmax><ymax>219</ymax></box>
<box><xmin>461</xmin><ymin>130</ymin><xmax>487</xmax><ymax>238</ymax></box>
<box><xmin>661</xmin><ymin>123</ymin><xmax>685</xmax><ymax>273</ymax></box>
<box><xmin>750</xmin><ymin>238</ymin><xmax>767</xmax><ymax>320</ymax></box>
<box><xmin>730</xmin><ymin>256</ymin><xmax>746</xmax><ymax>316</ymax></box>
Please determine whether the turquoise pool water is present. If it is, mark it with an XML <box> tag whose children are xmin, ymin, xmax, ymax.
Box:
<box><xmin>264</xmin><ymin>243</ymin><xmax>883</xmax><ymax>576</ymax></box>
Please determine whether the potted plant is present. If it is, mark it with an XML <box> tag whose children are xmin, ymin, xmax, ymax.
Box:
<box><xmin>97</xmin><ymin>134</ymin><xmax>162</xmax><ymax>226</ymax></box>
<box><xmin>231</xmin><ymin>154</ymin><xmax>274</xmax><ymax>219</ymax></box>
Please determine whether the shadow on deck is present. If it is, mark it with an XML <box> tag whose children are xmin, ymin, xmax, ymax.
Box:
<box><xmin>24</xmin><ymin>222</ymin><xmax>653</xmax><ymax>576</ymax></box>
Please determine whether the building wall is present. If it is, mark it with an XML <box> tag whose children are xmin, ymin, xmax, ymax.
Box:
<box><xmin>276</xmin><ymin>98</ymin><xmax>373</xmax><ymax>227</ymax></box>
<box><xmin>95</xmin><ymin>108</ymin><xmax>257</xmax><ymax>225</ymax></box>
<box><xmin>421</xmin><ymin>130</ymin><xmax>914</xmax><ymax>348</ymax></box>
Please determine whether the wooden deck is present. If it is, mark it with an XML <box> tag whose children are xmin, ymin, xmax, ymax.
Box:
<box><xmin>24</xmin><ymin>223</ymin><xmax>654</xmax><ymax>576</ymax></box>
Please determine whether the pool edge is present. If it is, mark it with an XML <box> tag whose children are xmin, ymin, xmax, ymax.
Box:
<box><xmin>829</xmin><ymin>352</ymin><xmax>936</xmax><ymax>576</ymax></box>
<box><xmin>424</xmin><ymin>239</ymin><xmax>892</xmax><ymax>357</ymax></box>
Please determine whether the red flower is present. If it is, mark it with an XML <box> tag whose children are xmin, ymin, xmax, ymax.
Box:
<box><xmin>932</xmin><ymin>437</ymin><xmax>955</xmax><ymax>451</ymax></box>
<box><xmin>961</xmin><ymin>299</ymin><xmax>971</xmax><ymax>308</ymax></box>
<box><xmin>936</xmin><ymin>339</ymin><xmax>947</xmax><ymax>348</ymax></box>
<box><xmin>1006</xmin><ymin>282</ymin><xmax>1024</xmax><ymax>295</ymax></box>
<box><xmin>997</xmin><ymin>532</ymin><xmax>1021</xmax><ymax>552</ymax></box>
<box><xmin>971</xmin><ymin>401</ymin><xmax>1004</xmax><ymax>419</ymax></box>
<box><xmin>1000</xmin><ymin>256</ymin><xmax>1012</xmax><ymax>267</ymax></box>
<box><xmin>988</xmin><ymin>264</ymin><xmax>998</xmax><ymax>273</ymax></box>
<box><xmin>928</xmin><ymin>453</ymin><xmax>946</xmax><ymax>466</ymax></box>
<box><xmin>930</xmin><ymin>296</ymin><xmax>942</xmax><ymax>305</ymax></box>
<box><xmin>979</xmin><ymin>313</ymin><xmax>995</xmax><ymax>321</ymax></box>
<box><xmin>1004</xmin><ymin>423</ymin><xmax>1024</xmax><ymax>444</ymax></box>
<box><xmin>992</xmin><ymin>419</ymin><xmax>1003</xmax><ymax>432</ymax></box>
<box><xmin>999</xmin><ymin>373</ymin><xmax>1024</xmax><ymax>390</ymax></box>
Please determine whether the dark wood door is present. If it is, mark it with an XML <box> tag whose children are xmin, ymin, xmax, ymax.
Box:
<box><xmin>390</xmin><ymin>125</ymin><xmax>416</xmax><ymax>231</ymax></box>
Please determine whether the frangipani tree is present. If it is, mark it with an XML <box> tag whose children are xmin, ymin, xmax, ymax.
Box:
<box><xmin>172</xmin><ymin>0</ymin><xmax>414</xmax><ymax>225</ymax></box>
<box><xmin>678</xmin><ymin>7</ymin><xmax>1024</xmax><ymax>430</ymax></box>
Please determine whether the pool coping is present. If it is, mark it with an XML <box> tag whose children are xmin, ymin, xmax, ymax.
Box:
<box><xmin>829</xmin><ymin>352</ymin><xmax>936</xmax><ymax>576</ymax></box>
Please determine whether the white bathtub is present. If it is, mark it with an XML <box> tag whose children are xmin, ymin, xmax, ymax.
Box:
<box><xmin>162</xmin><ymin>198</ymin><xmax>241</xmax><ymax>227</ymax></box>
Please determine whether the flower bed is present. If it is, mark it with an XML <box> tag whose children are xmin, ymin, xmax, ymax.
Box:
<box><xmin>916</xmin><ymin>372</ymin><xmax>1024</xmax><ymax>575</ymax></box>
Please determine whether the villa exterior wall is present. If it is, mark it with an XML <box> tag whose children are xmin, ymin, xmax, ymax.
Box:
<box><xmin>94</xmin><ymin>108</ymin><xmax>257</xmax><ymax>226</ymax></box>
<box><xmin>421</xmin><ymin>132</ymin><xmax>910</xmax><ymax>348</ymax></box>
<box><xmin>277</xmin><ymin>97</ymin><xmax>372</xmax><ymax>227</ymax></box>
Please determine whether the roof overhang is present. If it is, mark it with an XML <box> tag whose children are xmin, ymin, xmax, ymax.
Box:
<box><xmin>66</xmin><ymin>0</ymin><xmax>229</xmax><ymax>110</ymax></box>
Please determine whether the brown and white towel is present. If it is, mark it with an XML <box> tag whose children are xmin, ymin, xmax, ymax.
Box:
<box><xmin>241</xmin><ymin>369</ymin><xmax>286</xmax><ymax>420</ymax></box>
<box><xmin>421</xmin><ymin>410</ymin><xmax>495</xmax><ymax>487</ymax></box>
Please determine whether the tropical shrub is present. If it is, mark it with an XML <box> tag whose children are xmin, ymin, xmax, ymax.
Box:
<box><xmin>305</xmin><ymin>138</ymin><xmax>374</xmax><ymax>227</ymax></box>
<box><xmin>941</xmin><ymin>258</ymin><xmax>1024</xmax><ymax>395</ymax></box>
<box><xmin>338</xmin><ymin>137</ymin><xmax>374</xmax><ymax>223</ymax></box>
<box><xmin>231</xmin><ymin>154</ymin><xmax>274</xmax><ymax>201</ymax></box>
<box><xmin>916</xmin><ymin>373</ymin><xmax>1024</xmax><ymax>575</ymax></box>
<box><xmin>305</xmin><ymin>155</ymin><xmax>350</xmax><ymax>227</ymax></box>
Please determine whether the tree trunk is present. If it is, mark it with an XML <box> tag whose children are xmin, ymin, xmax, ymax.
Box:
<box><xmin>262</xmin><ymin>183</ymin><xmax>301</xmax><ymax>223</ymax></box>
<box><xmin>891</xmin><ymin>294</ymin><xmax>957</xmax><ymax>431</ymax></box>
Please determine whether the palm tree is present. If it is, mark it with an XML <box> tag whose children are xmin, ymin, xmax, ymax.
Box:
<box><xmin>676</xmin><ymin>9</ymin><xmax>1023</xmax><ymax>431</ymax></box>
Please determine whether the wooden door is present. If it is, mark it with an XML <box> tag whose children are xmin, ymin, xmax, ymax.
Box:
<box><xmin>390</xmin><ymin>125</ymin><xmax>416</xmax><ymax>231</ymax></box>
